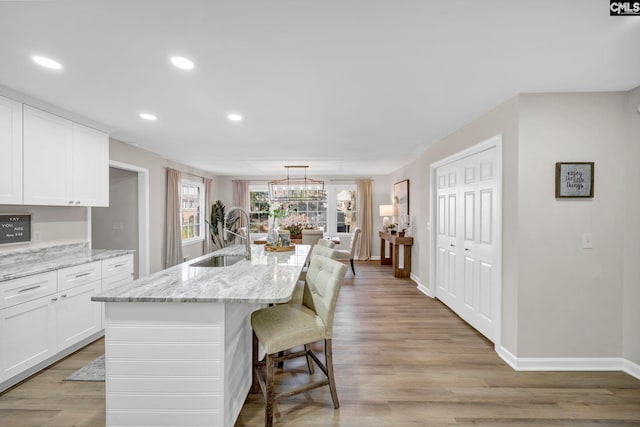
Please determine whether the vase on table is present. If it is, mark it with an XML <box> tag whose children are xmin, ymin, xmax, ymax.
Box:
<box><xmin>266</xmin><ymin>218</ymin><xmax>279</xmax><ymax>245</ymax></box>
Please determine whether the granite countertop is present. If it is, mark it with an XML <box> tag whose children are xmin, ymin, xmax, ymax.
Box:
<box><xmin>0</xmin><ymin>243</ymin><xmax>134</xmax><ymax>282</ymax></box>
<box><xmin>92</xmin><ymin>244</ymin><xmax>310</xmax><ymax>304</ymax></box>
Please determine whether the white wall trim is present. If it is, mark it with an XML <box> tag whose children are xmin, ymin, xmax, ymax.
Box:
<box><xmin>429</xmin><ymin>134</ymin><xmax>503</xmax><ymax>348</ymax></box>
<box><xmin>109</xmin><ymin>160</ymin><xmax>150</xmax><ymax>278</ymax></box>
<box><xmin>370</xmin><ymin>255</ymin><xmax>381</xmax><ymax>261</ymax></box>
<box><xmin>412</xmin><ymin>273</ymin><xmax>434</xmax><ymax>297</ymax></box>
<box><xmin>497</xmin><ymin>345</ymin><xmax>640</xmax><ymax>380</ymax></box>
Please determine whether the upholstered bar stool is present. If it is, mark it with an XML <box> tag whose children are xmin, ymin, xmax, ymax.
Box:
<box><xmin>251</xmin><ymin>255</ymin><xmax>348</xmax><ymax>427</ymax></box>
<box><xmin>296</xmin><ymin>240</ymin><xmax>335</xmax><ymax>282</ymax></box>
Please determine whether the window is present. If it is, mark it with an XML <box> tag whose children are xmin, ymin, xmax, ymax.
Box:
<box><xmin>181</xmin><ymin>179</ymin><xmax>204</xmax><ymax>243</ymax></box>
<box><xmin>335</xmin><ymin>188</ymin><xmax>357</xmax><ymax>233</ymax></box>
<box><xmin>248</xmin><ymin>184</ymin><xmax>356</xmax><ymax>235</ymax></box>
<box><xmin>249</xmin><ymin>187</ymin><xmax>270</xmax><ymax>233</ymax></box>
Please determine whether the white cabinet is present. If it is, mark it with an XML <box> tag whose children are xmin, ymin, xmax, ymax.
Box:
<box><xmin>0</xmin><ymin>95</ymin><xmax>23</xmax><ymax>204</ymax></box>
<box><xmin>0</xmin><ymin>262</ymin><xmax>104</xmax><ymax>386</ymax></box>
<box><xmin>57</xmin><ymin>280</ymin><xmax>102</xmax><ymax>350</ymax></box>
<box><xmin>23</xmin><ymin>105</ymin><xmax>109</xmax><ymax>207</ymax></box>
<box><xmin>0</xmin><ymin>295</ymin><xmax>57</xmax><ymax>383</ymax></box>
<box><xmin>71</xmin><ymin>123</ymin><xmax>109</xmax><ymax>207</ymax></box>
<box><xmin>101</xmin><ymin>254</ymin><xmax>134</xmax><ymax>323</ymax></box>
<box><xmin>0</xmin><ymin>272</ymin><xmax>57</xmax><ymax>383</ymax></box>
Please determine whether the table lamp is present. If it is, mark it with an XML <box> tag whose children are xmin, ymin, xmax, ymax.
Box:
<box><xmin>379</xmin><ymin>204</ymin><xmax>394</xmax><ymax>230</ymax></box>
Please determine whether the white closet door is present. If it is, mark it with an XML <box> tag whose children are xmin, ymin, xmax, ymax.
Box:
<box><xmin>435</xmin><ymin>147</ymin><xmax>499</xmax><ymax>342</ymax></box>
<box><xmin>435</xmin><ymin>162</ymin><xmax>461</xmax><ymax>310</ymax></box>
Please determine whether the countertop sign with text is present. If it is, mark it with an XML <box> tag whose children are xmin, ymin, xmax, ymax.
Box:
<box><xmin>0</xmin><ymin>214</ymin><xmax>31</xmax><ymax>245</ymax></box>
<box><xmin>555</xmin><ymin>162</ymin><xmax>594</xmax><ymax>198</ymax></box>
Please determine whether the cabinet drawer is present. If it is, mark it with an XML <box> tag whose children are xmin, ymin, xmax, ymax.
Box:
<box><xmin>0</xmin><ymin>272</ymin><xmax>57</xmax><ymax>309</ymax></box>
<box><xmin>102</xmin><ymin>255</ymin><xmax>133</xmax><ymax>278</ymax></box>
<box><xmin>57</xmin><ymin>261</ymin><xmax>101</xmax><ymax>291</ymax></box>
<box><xmin>102</xmin><ymin>271</ymin><xmax>133</xmax><ymax>292</ymax></box>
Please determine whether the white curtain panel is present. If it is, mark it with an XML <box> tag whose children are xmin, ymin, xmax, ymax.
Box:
<box><xmin>356</xmin><ymin>179</ymin><xmax>373</xmax><ymax>260</ymax></box>
<box><xmin>204</xmin><ymin>177</ymin><xmax>213</xmax><ymax>253</ymax></box>
<box><xmin>165</xmin><ymin>168</ymin><xmax>183</xmax><ymax>267</ymax></box>
<box><xmin>232</xmin><ymin>180</ymin><xmax>249</xmax><ymax>243</ymax></box>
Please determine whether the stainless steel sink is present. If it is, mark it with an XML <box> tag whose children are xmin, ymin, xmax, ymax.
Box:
<box><xmin>189</xmin><ymin>255</ymin><xmax>243</xmax><ymax>268</ymax></box>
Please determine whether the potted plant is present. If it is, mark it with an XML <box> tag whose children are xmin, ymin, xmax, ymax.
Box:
<box><xmin>206</xmin><ymin>200</ymin><xmax>239</xmax><ymax>249</ymax></box>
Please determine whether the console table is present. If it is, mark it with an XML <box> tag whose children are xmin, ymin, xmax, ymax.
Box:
<box><xmin>379</xmin><ymin>231</ymin><xmax>413</xmax><ymax>278</ymax></box>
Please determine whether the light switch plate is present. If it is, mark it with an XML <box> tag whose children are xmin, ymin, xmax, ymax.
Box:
<box><xmin>582</xmin><ymin>233</ymin><xmax>593</xmax><ymax>249</ymax></box>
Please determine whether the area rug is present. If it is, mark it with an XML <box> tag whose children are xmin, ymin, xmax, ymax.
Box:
<box><xmin>64</xmin><ymin>354</ymin><xmax>105</xmax><ymax>381</ymax></box>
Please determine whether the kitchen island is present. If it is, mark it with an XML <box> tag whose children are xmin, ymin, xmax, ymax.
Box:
<box><xmin>92</xmin><ymin>244</ymin><xmax>310</xmax><ymax>427</ymax></box>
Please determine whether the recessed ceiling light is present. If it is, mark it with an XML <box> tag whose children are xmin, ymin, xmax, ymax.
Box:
<box><xmin>170</xmin><ymin>56</ymin><xmax>194</xmax><ymax>70</ymax></box>
<box><xmin>139</xmin><ymin>113</ymin><xmax>157</xmax><ymax>121</ymax></box>
<box><xmin>227</xmin><ymin>114</ymin><xmax>243</xmax><ymax>121</ymax></box>
<box><xmin>32</xmin><ymin>55</ymin><xmax>63</xmax><ymax>70</ymax></box>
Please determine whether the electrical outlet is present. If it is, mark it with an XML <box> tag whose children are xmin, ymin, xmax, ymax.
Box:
<box><xmin>582</xmin><ymin>233</ymin><xmax>593</xmax><ymax>249</ymax></box>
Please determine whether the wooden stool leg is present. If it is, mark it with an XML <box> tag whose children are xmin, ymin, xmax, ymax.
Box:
<box><xmin>266</xmin><ymin>353</ymin><xmax>275</xmax><ymax>427</ymax></box>
<box><xmin>304</xmin><ymin>344</ymin><xmax>315</xmax><ymax>374</ymax></box>
<box><xmin>251</xmin><ymin>332</ymin><xmax>259</xmax><ymax>393</ymax></box>
<box><xmin>325</xmin><ymin>339</ymin><xmax>340</xmax><ymax>409</ymax></box>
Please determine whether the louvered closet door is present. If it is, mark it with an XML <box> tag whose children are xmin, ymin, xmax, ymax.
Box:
<box><xmin>435</xmin><ymin>147</ymin><xmax>498</xmax><ymax>342</ymax></box>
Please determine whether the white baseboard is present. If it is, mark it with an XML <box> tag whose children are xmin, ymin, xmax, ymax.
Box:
<box><xmin>370</xmin><ymin>255</ymin><xmax>380</xmax><ymax>261</ymax></box>
<box><xmin>497</xmin><ymin>345</ymin><xmax>640</xmax><ymax>380</ymax></box>
<box><xmin>412</xmin><ymin>274</ymin><xmax>434</xmax><ymax>298</ymax></box>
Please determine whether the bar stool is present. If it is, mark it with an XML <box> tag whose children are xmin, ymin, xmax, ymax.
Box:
<box><xmin>251</xmin><ymin>255</ymin><xmax>348</xmax><ymax>427</ymax></box>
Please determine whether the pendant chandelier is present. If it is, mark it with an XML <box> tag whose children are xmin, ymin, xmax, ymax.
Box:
<box><xmin>268</xmin><ymin>165</ymin><xmax>325</xmax><ymax>202</ymax></box>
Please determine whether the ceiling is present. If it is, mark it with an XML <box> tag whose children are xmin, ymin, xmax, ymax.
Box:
<box><xmin>0</xmin><ymin>1</ymin><xmax>638</xmax><ymax>177</ymax></box>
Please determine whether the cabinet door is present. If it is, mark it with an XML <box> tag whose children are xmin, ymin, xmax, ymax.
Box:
<box><xmin>57</xmin><ymin>281</ymin><xmax>102</xmax><ymax>349</ymax></box>
<box><xmin>0</xmin><ymin>295</ymin><xmax>57</xmax><ymax>382</ymax></box>
<box><xmin>72</xmin><ymin>123</ymin><xmax>109</xmax><ymax>207</ymax></box>
<box><xmin>0</xmin><ymin>96</ymin><xmax>23</xmax><ymax>204</ymax></box>
<box><xmin>23</xmin><ymin>106</ymin><xmax>73</xmax><ymax>206</ymax></box>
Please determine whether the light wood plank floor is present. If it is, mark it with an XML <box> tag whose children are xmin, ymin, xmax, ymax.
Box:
<box><xmin>1</xmin><ymin>261</ymin><xmax>639</xmax><ymax>426</ymax></box>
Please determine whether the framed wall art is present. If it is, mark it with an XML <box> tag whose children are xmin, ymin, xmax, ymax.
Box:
<box><xmin>393</xmin><ymin>179</ymin><xmax>410</xmax><ymax>218</ymax></box>
<box><xmin>555</xmin><ymin>162</ymin><xmax>594</xmax><ymax>198</ymax></box>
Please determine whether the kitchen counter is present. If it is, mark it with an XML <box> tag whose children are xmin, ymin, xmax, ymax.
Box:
<box><xmin>92</xmin><ymin>243</ymin><xmax>309</xmax><ymax>304</ymax></box>
<box><xmin>0</xmin><ymin>242</ymin><xmax>134</xmax><ymax>282</ymax></box>
<box><xmin>94</xmin><ymin>243</ymin><xmax>311</xmax><ymax>427</ymax></box>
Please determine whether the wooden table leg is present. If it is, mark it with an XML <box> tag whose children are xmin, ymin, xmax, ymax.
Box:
<box><xmin>380</xmin><ymin>237</ymin><xmax>393</xmax><ymax>265</ymax></box>
<box><xmin>393</xmin><ymin>244</ymin><xmax>411</xmax><ymax>278</ymax></box>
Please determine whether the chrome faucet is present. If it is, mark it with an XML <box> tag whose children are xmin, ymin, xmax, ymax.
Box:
<box><xmin>225</xmin><ymin>206</ymin><xmax>251</xmax><ymax>260</ymax></box>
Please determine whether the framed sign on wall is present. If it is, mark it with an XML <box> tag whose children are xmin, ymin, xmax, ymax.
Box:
<box><xmin>555</xmin><ymin>162</ymin><xmax>594</xmax><ymax>198</ymax></box>
<box><xmin>0</xmin><ymin>213</ymin><xmax>31</xmax><ymax>245</ymax></box>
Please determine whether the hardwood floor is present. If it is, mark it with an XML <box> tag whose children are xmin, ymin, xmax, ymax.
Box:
<box><xmin>1</xmin><ymin>261</ymin><xmax>639</xmax><ymax>426</ymax></box>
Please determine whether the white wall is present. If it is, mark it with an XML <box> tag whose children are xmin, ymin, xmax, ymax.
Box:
<box><xmin>0</xmin><ymin>205</ymin><xmax>88</xmax><ymax>252</ymax></box>
<box><xmin>518</xmin><ymin>92</ymin><xmax>627</xmax><ymax>357</ymax></box>
<box><xmin>621</xmin><ymin>87</ymin><xmax>640</xmax><ymax>366</ymax></box>
<box><xmin>108</xmin><ymin>139</ymin><xmax>217</xmax><ymax>273</ymax></box>
<box><xmin>92</xmin><ymin>167</ymin><xmax>139</xmax><ymax>277</ymax></box>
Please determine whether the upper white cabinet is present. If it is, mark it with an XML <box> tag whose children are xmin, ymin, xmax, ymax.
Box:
<box><xmin>0</xmin><ymin>96</ymin><xmax>23</xmax><ymax>204</ymax></box>
<box><xmin>23</xmin><ymin>105</ymin><xmax>109</xmax><ymax>207</ymax></box>
<box><xmin>71</xmin><ymin>123</ymin><xmax>109</xmax><ymax>206</ymax></box>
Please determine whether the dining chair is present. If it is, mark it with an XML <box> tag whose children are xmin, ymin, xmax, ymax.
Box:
<box><xmin>251</xmin><ymin>255</ymin><xmax>348</xmax><ymax>427</ymax></box>
<box><xmin>335</xmin><ymin>227</ymin><xmax>361</xmax><ymax>275</ymax></box>
<box><xmin>301</xmin><ymin>228</ymin><xmax>324</xmax><ymax>246</ymax></box>
<box><xmin>316</xmin><ymin>238</ymin><xmax>335</xmax><ymax>248</ymax></box>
